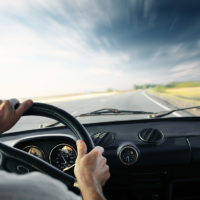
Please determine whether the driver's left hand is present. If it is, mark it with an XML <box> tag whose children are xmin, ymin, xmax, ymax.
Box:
<box><xmin>0</xmin><ymin>99</ymin><xmax>33</xmax><ymax>133</ymax></box>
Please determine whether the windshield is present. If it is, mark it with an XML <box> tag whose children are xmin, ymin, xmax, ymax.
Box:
<box><xmin>1</xmin><ymin>1</ymin><xmax>200</xmax><ymax>132</ymax></box>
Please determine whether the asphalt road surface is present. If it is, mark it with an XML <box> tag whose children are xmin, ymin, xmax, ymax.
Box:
<box><xmin>8</xmin><ymin>90</ymin><xmax>192</xmax><ymax>133</ymax></box>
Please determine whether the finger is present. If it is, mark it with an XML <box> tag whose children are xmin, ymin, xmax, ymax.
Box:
<box><xmin>0</xmin><ymin>101</ymin><xmax>6</xmax><ymax>110</ymax></box>
<box><xmin>76</xmin><ymin>140</ymin><xmax>87</xmax><ymax>160</ymax></box>
<box><xmin>103</xmin><ymin>165</ymin><xmax>110</xmax><ymax>180</ymax></box>
<box><xmin>105</xmin><ymin>164</ymin><xmax>110</xmax><ymax>173</ymax></box>
<box><xmin>101</xmin><ymin>157</ymin><xmax>107</xmax><ymax>166</ymax></box>
<box><xmin>5</xmin><ymin>100</ymin><xmax>14</xmax><ymax>112</ymax></box>
<box><xmin>0</xmin><ymin>100</ymin><xmax>12</xmax><ymax>111</ymax></box>
<box><xmin>102</xmin><ymin>174</ymin><xmax>110</xmax><ymax>186</ymax></box>
<box><xmin>102</xmin><ymin>169</ymin><xmax>110</xmax><ymax>186</ymax></box>
<box><xmin>15</xmin><ymin>100</ymin><xmax>33</xmax><ymax>119</ymax></box>
<box><xmin>91</xmin><ymin>146</ymin><xmax>104</xmax><ymax>155</ymax></box>
<box><xmin>105</xmin><ymin>169</ymin><xmax>111</xmax><ymax>181</ymax></box>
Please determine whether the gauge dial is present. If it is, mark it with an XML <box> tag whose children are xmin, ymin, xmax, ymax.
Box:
<box><xmin>119</xmin><ymin>146</ymin><xmax>138</xmax><ymax>166</ymax></box>
<box><xmin>49</xmin><ymin>144</ymin><xmax>77</xmax><ymax>171</ymax></box>
<box><xmin>23</xmin><ymin>146</ymin><xmax>45</xmax><ymax>160</ymax></box>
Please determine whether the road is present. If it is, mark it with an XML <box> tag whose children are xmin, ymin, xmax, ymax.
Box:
<box><xmin>8</xmin><ymin>90</ymin><xmax>192</xmax><ymax>133</ymax></box>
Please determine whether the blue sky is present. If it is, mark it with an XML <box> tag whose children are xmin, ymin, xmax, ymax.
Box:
<box><xmin>1</xmin><ymin>0</ymin><xmax>200</xmax><ymax>98</ymax></box>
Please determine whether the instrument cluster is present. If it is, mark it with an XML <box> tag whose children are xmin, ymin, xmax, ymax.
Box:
<box><xmin>16</xmin><ymin>136</ymin><xmax>77</xmax><ymax>172</ymax></box>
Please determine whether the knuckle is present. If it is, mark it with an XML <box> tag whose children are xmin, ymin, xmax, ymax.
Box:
<box><xmin>0</xmin><ymin>102</ymin><xmax>5</xmax><ymax>111</ymax></box>
<box><xmin>2</xmin><ymin>101</ymin><xmax>12</xmax><ymax>111</ymax></box>
<box><xmin>92</xmin><ymin>149</ymin><xmax>100</xmax><ymax>157</ymax></box>
<box><xmin>102</xmin><ymin>157</ymin><xmax>107</xmax><ymax>164</ymax></box>
<box><xmin>4</xmin><ymin>100</ymin><xmax>10</xmax><ymax>107</ymax></box>
<box><xmin>105</xmin><ymin>164</ymin><xmax>110</xmax><ymax>171</ymax></box>
<box><xmin>95</xmin><ymin>146</ymin><xmax>104</xmax><ymax>153</ymax></box>
<box><xmin>107</xmin><ymin>172</ymin><xmax>111</xmax><ymax>179</ymax></box>
<box><xmin>0</xmin><ymin>101</ymin><xmax>8</xmax><ymax>111</ymax></box>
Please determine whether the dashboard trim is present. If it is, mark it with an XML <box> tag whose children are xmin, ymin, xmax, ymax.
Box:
<box><xmin>6</xmin><ymin>134</ymin><xmax>77</xmax><ymax>147</ymax></box>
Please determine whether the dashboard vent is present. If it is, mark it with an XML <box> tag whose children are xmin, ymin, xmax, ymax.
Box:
<box><xmin>138</xmin><ymin>128</ymin><xmax>164</xmax><ymax>143</ymax></box>
<box><xmin>91</xmin><ymin>132</ymin><xmax>115</xmax><ymax>147</ymax></box>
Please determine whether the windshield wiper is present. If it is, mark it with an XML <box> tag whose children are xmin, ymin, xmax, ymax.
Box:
<box><xmin>41</xmin><ymin>108</ymin><xmax>155</xmax><ymax>128</ymax></box>
<box><xmin>75</xmin><ymin>108</ymin><xmax>155</xmax><ymax>117</ymax></box>
<box><xmin>40</xmin><ymin>106</ymin><xmax>200</xmax><ymax>128</ymax></box>
<box><xmin>149</xmin><ymin>106</ymin><xmax>200</xmax><ymax>118</ymax></box>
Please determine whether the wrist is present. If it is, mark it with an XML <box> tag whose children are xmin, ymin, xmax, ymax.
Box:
<box><xmin>76</xmin><ymin>172</ymin><xmax>100</xmax><ymax>190</ymax></box>
<box><xmin>78</xmin><ymin>182</ymin><xmax>105</xmax><ymax>200</ymax></box>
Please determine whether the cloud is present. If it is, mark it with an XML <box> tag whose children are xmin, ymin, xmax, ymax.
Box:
<box><xmin>169</xmin><ymin>61</ymin><xmax>200</xmax><ymax>80</ymax></box>
<box><xmin>170</xmin><ymin>67</ymin><xmax>200</xmax><ymax>80</ymax></box>
<box><xmin>0</xmin><ymin>0</ymin><xmax>200</xmax><ymax>98</ymax></box>
<box><xmin>170</xmin><ymin>62</ymin><xmax>199</xmax><ymax>72</ymax></box>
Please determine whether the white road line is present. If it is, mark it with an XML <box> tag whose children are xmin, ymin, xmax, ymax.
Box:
<box><xmin>142</xmin><ymin>91</ymin><xmax>181</xmax><ymax>117</ymax></box>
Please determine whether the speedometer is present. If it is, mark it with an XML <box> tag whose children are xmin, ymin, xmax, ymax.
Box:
<box><xmin>49</xmin><ymin>144</ymin><xmax>77</xmax><ymax>171</ymax></box>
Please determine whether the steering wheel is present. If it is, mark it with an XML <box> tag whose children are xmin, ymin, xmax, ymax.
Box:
<box><xmin>0</xmin><ymin>103</ymin><xmax>95</xmax><ymax>189</ymax></box>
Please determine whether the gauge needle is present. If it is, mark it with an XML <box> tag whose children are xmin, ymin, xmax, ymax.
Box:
<box><xmin>63</xmin><ymin>164</ymin><xmax>75</xmax><ymax>171</ymax></box>
<box><xmin>126</xmin><ymin>156</ymin><xmax>130</xmax><ymax>163</ymax></box>
<box><xmin>61</xmin><ymin>154</ymin><xmax>67</xmax><ymax>164</ymax></box>
<box><xmin>59</xmin><ymin>149</ymin><xmax>67</xmax><ymax>164</ymax></box>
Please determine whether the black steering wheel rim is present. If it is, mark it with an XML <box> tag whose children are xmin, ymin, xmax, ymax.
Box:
<box><xmin>23</xmin><ymin>103</ymin><xmax>94</xmax><ymax>151</ymax></box>
<box><xmin>0</xmin><ymin>103</ymin><xmax>95</xmax><ymax>188</ymax></box>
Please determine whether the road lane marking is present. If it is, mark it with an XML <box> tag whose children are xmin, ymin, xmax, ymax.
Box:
<box><xmin>142</xmin><ymin>91</ymin><xmax>181</xmax><ymax>117</ymax></box>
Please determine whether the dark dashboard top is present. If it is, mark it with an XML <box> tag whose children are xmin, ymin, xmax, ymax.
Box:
<box><xmin>1</xmin><ymin>116</ymin><xmax>200</xmax><ymax>140</ymax></box>
<box><xmin>0</xmin><ymin>117</ymin><xmax>200</xmax><ymax>169</ymax></box>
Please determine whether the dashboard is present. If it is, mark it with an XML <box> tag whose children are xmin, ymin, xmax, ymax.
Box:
<box><xmin>1</xmin><ymin>117</ymin><xmax>200</xmax><ymax>200</ymax></box>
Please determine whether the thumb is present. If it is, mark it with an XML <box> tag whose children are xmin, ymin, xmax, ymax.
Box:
<box><xmin>76</xmin><ymin>140</ymin><xmax>87</xmax><ymax>160</ymax></box>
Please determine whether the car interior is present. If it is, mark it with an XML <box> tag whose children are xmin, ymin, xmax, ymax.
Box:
<box><xmin>1</xmin><ymin>1</ymin><xmax>200</xmax><ymax>200</ymax></box>
<box><xmin>0</xmin><ymin>102</ymin><xmax>200</xmax><ymax>200</ymax></box>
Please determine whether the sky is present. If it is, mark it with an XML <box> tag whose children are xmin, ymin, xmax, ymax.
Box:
<box><xmin>0</xmin><ymin>0</ymin><xmax>200</xmax><ymax>98</ymax></box>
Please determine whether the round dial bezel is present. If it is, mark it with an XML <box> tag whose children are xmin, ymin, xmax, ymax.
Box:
<box><xmin>118</xmin><ymin>145</ymin><xmax>139</xmax><ymax>166</ymax></box>
<box><xmin>49</xmin><ymin>143</ymin><xmax>77</xmax><ymax>171</ymax></box>
<box><xmin>23</xmin><ymin>145</ymin><xmax>45</xmax><ymax>160</ymax></box>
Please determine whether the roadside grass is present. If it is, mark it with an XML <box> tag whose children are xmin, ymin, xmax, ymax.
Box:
<box><xmin>165</xmin><ymin>81</ymin><xmax>200</xmax><ymax>88</ymax></box>
<box><xmin>151</xmin><ymin>82</ymin><xmax>200</xmax><ymax>105</ymax></box>
<box><xmin>149</xmin><ymin>81</ymin><xmax>200</xmax><ymax>116</ymax></box>
<box><xmin>152</xmin><ymin>87</ymin><xmax>200</xmax><ymax>105</ymax></box>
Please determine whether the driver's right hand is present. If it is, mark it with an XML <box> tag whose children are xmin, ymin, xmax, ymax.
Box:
<box><xmin>74</xmin><ymin>140</ymin><xmax>110</xmax><ymax>197</ymax></box>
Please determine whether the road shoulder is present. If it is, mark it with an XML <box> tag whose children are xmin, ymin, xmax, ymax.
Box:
<box><xmin>147</xmin><ymin>90</ymin><xmax>200</xmax><ymax>116</ymax></box>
